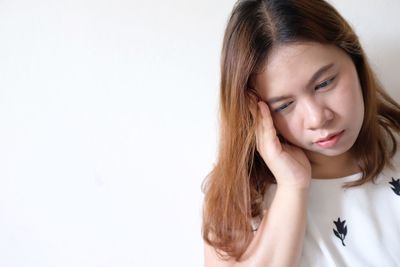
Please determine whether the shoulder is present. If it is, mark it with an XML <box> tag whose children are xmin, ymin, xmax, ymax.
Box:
<box><xmin>388</xmin><ymin>133</ymin><xmax>400</xmax><ymax>171</ymax></box>
<box><xmin>379</xmin><ymin>134</ymin><xmax>400</xmax><ymax>183</ymax></box>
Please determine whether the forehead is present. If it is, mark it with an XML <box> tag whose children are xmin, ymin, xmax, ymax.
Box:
<box><xmin>254</xmin><ymin>42</ymin><xmax>347</xmax><ymax>98</ymax></box>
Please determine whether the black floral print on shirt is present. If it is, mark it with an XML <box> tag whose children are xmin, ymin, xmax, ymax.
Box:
<box><xmin>389</xmin><ymin>177</ymin><xmax>400</xmax><ymax>196</ymax></box>
<box><xmin>333</xmin><ymin>217</ymin><xmax>347</xmax><ymax>246</ymax></box>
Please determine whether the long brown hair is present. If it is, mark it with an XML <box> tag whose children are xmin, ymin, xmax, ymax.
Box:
<box><xmin>202</xmin><ymin>0</ymin><xmax>400</xmax><ymax>260</ymax></box>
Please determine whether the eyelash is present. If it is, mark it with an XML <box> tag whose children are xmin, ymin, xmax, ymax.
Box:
<box><xmin>315</xmin><ymin>76</ymin><xmax>336</xmax><ymax>90</ymax></box>
<box><xmin>274</xmin><ymin>101</ymin><xmax>293</xmax><ymax>113</ymax></box>
<box><xmin>274</xmin><ymin>76</ymin><xmax>336</xmax><ymax>113</ymax></box>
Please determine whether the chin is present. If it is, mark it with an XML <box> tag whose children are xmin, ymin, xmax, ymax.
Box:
<box><xmin>315</xmin><ymin>149</ymin><xmax>349</xmax><ymax>157</ymax></box>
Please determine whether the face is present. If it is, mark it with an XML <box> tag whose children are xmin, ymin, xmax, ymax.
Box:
<box><xmin>254</xmin><ymin>42</ymin><xmax>364</xmax><ymax>163</ymax></box>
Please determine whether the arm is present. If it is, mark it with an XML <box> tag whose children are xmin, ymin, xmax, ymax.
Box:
<box><xmin>205</xmin><ymin>101</ymin><xmax>311</xmax><ymax>267</ymax></box>
<box><xmin>205</xmin><ymin>186</ymin><xmax>309</xmax><ymax>267</ymax></box>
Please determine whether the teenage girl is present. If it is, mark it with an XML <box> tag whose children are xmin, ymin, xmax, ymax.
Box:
<box><xmin>202</xmin><ymin>0</ymin><xmax>400</xmax><ymax>266</ymax></box>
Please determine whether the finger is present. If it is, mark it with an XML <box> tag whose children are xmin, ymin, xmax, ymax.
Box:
<box><xmin>256</xmin><ymin>101</ymin><xmax>282</xmax><ymax>157</ymax></box>
<box><xmin>257</xmin><ymin>101</ymin><xmax>276</xmax><ymax>139</ymax></box>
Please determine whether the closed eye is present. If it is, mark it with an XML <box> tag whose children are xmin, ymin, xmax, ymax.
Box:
<box><xmin>274</xmin><ymin>101</ymin><xmax>293</xmax><ymax>113</ymax></box>
<box><xmin>315</xmin><ymin>76</ymin><xmax>335</xmax><ymax>90</ymax></box>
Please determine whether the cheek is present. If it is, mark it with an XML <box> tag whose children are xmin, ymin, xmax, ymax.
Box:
<box><xmin>334</xmin><ymin>77</ymin><xmax>364</xmax><ymax>117</ymax></box>
<box><xmin>273</xmin><ymin>116</ymin><xmax>302</xmax><ymax>143</ymax></box>
<box><xmin>336</xmin><ymin>64</ymin><xmax>364</xmax><ymax>115</ymax></box>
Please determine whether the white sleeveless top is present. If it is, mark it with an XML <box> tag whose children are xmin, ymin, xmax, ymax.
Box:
<box><xmin>258</xmin><ymin>154</ymin><xmax>400</xmax><ymax>266</ymax></box>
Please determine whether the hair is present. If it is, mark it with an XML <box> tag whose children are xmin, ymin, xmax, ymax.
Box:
<box><xmin>202</xmin><ymin>0</ymin><xmax>400</xmax><ymax>261</ymax></box>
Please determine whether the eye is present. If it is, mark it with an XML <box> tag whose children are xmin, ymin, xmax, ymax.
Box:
<box><xmin>274</xmin><ymin>101</ymin><xmax>293</xmax><ymax>113</ymax></box>
<box><xmin>315</xmin><ymin>76</ymin><xmax>336</xmax><ymax>90</ymax></box>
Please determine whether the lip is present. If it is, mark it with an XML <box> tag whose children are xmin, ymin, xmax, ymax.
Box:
<box><xmin>315</xmin><ymin>130</ymin><xmax>345</xmax><ymax>148</ymax></box>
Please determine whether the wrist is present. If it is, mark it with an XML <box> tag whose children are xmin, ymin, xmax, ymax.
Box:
<box><xmin>276</xmin><ymin>181</ymin><xmax>311</xmax><ymax>192</ymax></box>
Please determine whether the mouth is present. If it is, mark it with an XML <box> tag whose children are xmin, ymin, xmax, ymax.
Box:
<box><xmin>315</xmin><ymin>130</ymin><xmax>345</xmax><ymax>148</ymax></box>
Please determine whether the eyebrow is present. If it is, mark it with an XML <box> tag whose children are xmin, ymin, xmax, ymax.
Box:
<box><xmin>266</xmin><ymin>63</ymin><xmax>335</xmax><ymax>105</ymax></box>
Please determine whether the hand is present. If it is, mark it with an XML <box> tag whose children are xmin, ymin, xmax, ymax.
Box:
<box><xmin>252</xmin><ymin>101</ymin><xmax>312</xmax><ymax>189</ymax></box>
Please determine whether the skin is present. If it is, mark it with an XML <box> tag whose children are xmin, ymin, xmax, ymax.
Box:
<box><xmin>204</xmin><ymin>42</ymin><xmax>366</xmax><ymax>266</ymax></box>
<box><xmin>254</xmin><ymin>42</ymin><xmax>365</xmax><ymax>179</ymax></box>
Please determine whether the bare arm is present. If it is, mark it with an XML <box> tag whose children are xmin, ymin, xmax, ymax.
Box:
<box><xmin>204</xmin><ymin>186</ymin><xmax>309</xmax><ymax>267</ymax></box>
<box><xmin>205</xmin><ymin>101</ymin><xmax>311</xmax><ymax>267</ymax></box>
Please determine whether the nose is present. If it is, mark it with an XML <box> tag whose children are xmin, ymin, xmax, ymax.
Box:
<box><xmin>303</xmin><ymin>98</ymin><xmax>333</xmax><ymax>130</ymax></box>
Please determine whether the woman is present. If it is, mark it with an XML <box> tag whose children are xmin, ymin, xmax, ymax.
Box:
<box><xmin>202</xmin><ymin>0</ymin><xmax>400</xmax><ymax>266</ymax></box>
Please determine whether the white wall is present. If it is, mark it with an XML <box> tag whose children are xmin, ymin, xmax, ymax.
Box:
<box><xmin>0</xmin><ymin>1</ymin><xmax>398</xmax><ymax>266</ymax></box>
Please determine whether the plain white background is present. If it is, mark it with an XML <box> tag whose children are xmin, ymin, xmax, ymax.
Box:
<box><xmin>0</xmin><ymin>0</ymin><xmax>398</xmax><ymax>266</ymax></box>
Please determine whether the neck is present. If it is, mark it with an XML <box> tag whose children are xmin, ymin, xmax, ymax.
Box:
<box><xmin>306</xmin><ymin>150</ymin><xmax>361</xmax><ymax>179</ymax></box>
